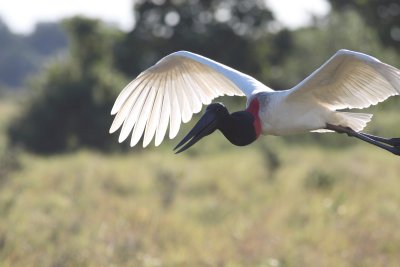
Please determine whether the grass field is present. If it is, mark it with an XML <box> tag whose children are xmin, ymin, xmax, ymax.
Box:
<box><xmin>0</xmin><ymin>98</ymin><xmax>400</xmax><ymax>267</ymax></box>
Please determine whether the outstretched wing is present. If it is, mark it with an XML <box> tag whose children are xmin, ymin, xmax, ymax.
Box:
<box><xmin>286</xmin><ymin>49</ymin><xmax>400</xmax><ymax>110</ymax></box>
<box><xmin>110</xmin><ymin>51</ymin><xmax>266</xmax><ymax>147</ymax></box>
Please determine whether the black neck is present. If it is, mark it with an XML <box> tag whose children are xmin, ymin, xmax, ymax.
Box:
<box><xmin>218</xmin><ymin>111</ymin><xmax>257</xmax><ymax>146</ymax></box>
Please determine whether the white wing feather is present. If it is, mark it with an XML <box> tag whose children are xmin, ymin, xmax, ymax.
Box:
<box><xmin>286</xmin><ymin>49</ymin><xmax>400</xmax><ymax>110</ymax></box>
<box><xmin>110</xmin><ymin>50</ymin><xmax>269</xmax><ymax>147</ymax></box>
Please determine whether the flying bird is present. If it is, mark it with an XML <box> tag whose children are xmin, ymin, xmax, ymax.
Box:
<box><xmin>110</xmin><ymin>49</ymin><xmax>400</xmax><ymax>155</ymax></box>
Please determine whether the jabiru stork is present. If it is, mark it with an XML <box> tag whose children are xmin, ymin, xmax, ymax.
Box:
<box><xmin>110</xmin><ymin>49</ymin><xmax>400</xmax><ymax>155</ymax></box>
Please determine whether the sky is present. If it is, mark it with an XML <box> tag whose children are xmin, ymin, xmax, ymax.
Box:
<box><xmin>0</xmin><ymin>0</ymin><xmax>330</xmax><ymax>34</ymax></box>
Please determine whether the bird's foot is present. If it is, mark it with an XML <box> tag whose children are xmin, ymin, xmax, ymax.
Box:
<box><xmin>387</xmin><ymin>146</ymin><xmax>400</xmax><ymax>156</ymax></box>
<box><xmin>326</xmin><ymin>124</ymin><xmax>400</xmax><ymax>156</ymax></box>
<box><xmin>387</xmin><ymin>137</ymin><xmax>400</xmax><ymax>148</ymax></box>
<box><xmin>358</xmin><ymin>133</ymin><xmax>400</xmax><ymax>148</ymax></box>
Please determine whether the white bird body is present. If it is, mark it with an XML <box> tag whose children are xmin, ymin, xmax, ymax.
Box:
<box><xmin>253</xmin><ymin>90</ymin><xmax>334</xmax><ymax>135</ymax></box>
<box><xmin>110</xmin><ymin>49</ymin><xmax>400</xmax><ymax>155</ymax></box>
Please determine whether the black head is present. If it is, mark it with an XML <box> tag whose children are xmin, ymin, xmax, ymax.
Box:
<box><xmin>174</xmin><ymin>102</ymin><xmax>258</xmax><ymax>153</ymax></box>
<box><xmin>205</xmin><ymin>102</ymin><xmax>229</xmax><ymax>114</ymax></box>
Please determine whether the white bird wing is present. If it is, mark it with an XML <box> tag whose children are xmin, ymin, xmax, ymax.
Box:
<box><xmin>110</xmin><ymin>50</ymin><xmax>267</xmax><ymax>147</ymax></box>
<box><xmin>286</xmin><ymin>49</ymin><xmax>400</xmax><ymax>110</ymax></box>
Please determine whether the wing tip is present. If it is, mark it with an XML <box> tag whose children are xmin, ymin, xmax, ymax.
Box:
<box><xmin>142</xmin><ymin>136</ymin><xmax>152</xmax><ymax>148</ymax></box>
<box><xmin>110</xmin><ymin>105</ymin><xmax>118</xmax><ymax>115</ymax></box>
<box><xmin>109</xmin><ymin>120</ymin><xmax>121</xmax><ymax>134</ymax></box>
<box><xmin>118</xmin><ymin>134</ymin><xmax>128</xmax><ymax>143</ymax></box>
<box><xmin>109</xmin><ymin>127</ymin><xmax>117</xmax><ymax>134</ymax></box>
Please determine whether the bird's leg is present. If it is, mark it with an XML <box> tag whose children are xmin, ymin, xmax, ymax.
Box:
<box><xmin>325</xmin><ymin>124</ymin><xmax>400</xmax><ymax>156</ymax></box>
<box><xmin>355</xmin><ymin>133</ymin><xmax>400</xmax><ymax>147</ymax></box>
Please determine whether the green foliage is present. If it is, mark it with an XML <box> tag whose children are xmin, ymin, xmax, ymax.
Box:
<box><xmin>114</xmin><ymin>0</ymin><xmax>279</xmax><ymax>84</ymax></box>
<box><xmin>0</xmin><ymin>147</ymin><xmax>21</xmax><ymax>185</ymax></box>
<box><xmin>7</xmin><ymin>17</ymin><xmax>126</xmax><ymax>153</ymax></box>
<box><xmin>304</xmin><ymin>169</ymin><xmax>339</xmax><ymax>191</ymax></box>
<box><xmin>328</xmin><ymin>0</ymin><xmax>400</xmax><ymax>51</ymax></box>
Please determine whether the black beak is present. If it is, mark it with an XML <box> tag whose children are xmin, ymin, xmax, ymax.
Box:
<box><xmin>174</xmin><ymin>110</ymin><xmax>219</xmax><ymax>154</ymax></box>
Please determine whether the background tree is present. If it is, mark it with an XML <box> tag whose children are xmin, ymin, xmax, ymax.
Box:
<box><xmin>114</xmin><ymin>0</ymin><xmax>282</xmax><ymax>82</ymax></box>
<box><xmin>0</xmin><ymin>19</ymin><xmax>67</xmax><ymax>88</ymax></box>
<box><xmin>0</xmin><ymin>19</ymin><xmax>38</xmax><ymax>88</ymax></box>
<box><xmin>327</xmin><ymin>0</ymin><xmax>400</xmax><ymax>51</ymax></box>
<box><xmin>26</xmin><ymin>22</ymin><xmax>68</xmax><ymax>57</ymax></box>
<box><xmin>7</xmin><ymin>17</ymin><xmax>126</xmax><ymax>153</ymax></box>
<box><xmin>269</xmin><ymin>9</ymin><xmax>400</xmax><ymax>90</ymax></box>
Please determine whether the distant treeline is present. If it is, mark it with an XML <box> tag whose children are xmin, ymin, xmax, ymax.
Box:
<box><xmin>0</xmin><ymin>19</ymin><xmax>68</xmax><ymax>89</ymax></box>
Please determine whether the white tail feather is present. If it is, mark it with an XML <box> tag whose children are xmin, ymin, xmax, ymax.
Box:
<box><xmin>338</xmin><ymin>112</ymin><xmax>373</xmax><ymax>132</ymax></box>
<box><xmin>312</xmin><ymin>112</ymin><xmax>373</xmax><ymax>133</ymax></box>
<box><xmin>334</xmin><ymin>112</ymin><xmax>373</xmax><ymax>132</ymax></box>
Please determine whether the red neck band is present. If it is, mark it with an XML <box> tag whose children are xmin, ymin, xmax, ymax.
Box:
<box><xmin>246</xmin><ymin>98</ymin><xmax>262</xmax><ymax>138</ymax></box>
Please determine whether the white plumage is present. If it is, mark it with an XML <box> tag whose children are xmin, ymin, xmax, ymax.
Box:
<box><xmin>110</xmin><ymin>49</ymin><xmax>400</xmax><ymax>149</ymax></box>
<box><xmin>287</xmin><ymin>50</ymin><xmax>399</xmax><ymax>110</ymax></box>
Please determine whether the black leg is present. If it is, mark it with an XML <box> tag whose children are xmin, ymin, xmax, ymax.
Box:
<box><xmin>326</xmin><ymin>124</ymin><xmax>400</xmax><ymax>156</ymax></box>
<box><xmin>357</xmin><ymin>133</ymin><xmax>400</xmax><ymax>147</ymax></box>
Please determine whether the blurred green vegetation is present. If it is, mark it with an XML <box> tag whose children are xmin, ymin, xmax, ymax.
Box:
<box><xmin>1</xmin><ymin>118</ymin><xmax>400</xmax><ymax>266</ymax></box>
<box><xmin>0</xmin><ymin>0</ymin><xmax>400</xmax><ymax>266</ymax></box>
<box><xmin>7</xmin><ymin>18</ymin><xmax>127</xmax><ymax>153</ymax></box>
<box><xmin>328</xmin><ymin>0</ymin><xmax>400</xmax><ymax>51</ymax></box>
